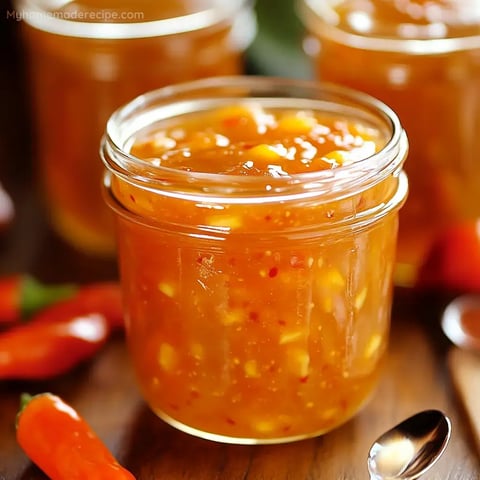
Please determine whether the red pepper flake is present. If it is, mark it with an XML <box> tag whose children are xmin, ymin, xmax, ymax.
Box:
<box><xmin>168</xmin><ymin>403</ymin><xmax>180</xmax><ymax>411</ymax></box>
<box><xmin>268</xmin><ymin>267</ymin><xmax>278</xmax><ymax>278</ymax></box>
<box><xmin>299</xmin><ymin>375</ymin><xmax>309</xmax><ymax>383</ymax></box>
<box><xmin>278</xmin><ymin>319</ymin><xmax>286</xmax><ymax>326</ymax></box>
<box><xmin>190</xmin><ymin>390</ymin><xmax>200</xmax><ymax>399</ymax></box>
<box><xmin>223</xmin><ymin>117</ymin><xmax>241</xmax><ymax>128</ymax></box>
<box><xmin>249</xmin><ymin>311</ymin><xmax>259</xmax><ymax>323</ymax></box>
<box><xmin>267</xmin><ymin>362</ymin><xmax>278</xmax><ymax>373</ymax></box>
<box><xmin>226</xmin><ymin>417</ymin><xmax>236</xmax><ymax>426</ymax></box>
<box><xmin>129</xmin><ymin>194</ymin><xmax>136</xmax><ymax>203</ymax></box>
<box><xmin>264</xmin><ymin>215</ymin><xmax>272</xmax><ymax>222</ymax></box>
<box><xmin>253</xmin><ymin>251</ymin><xmax>265</xmax><ymax>261</ymax></box>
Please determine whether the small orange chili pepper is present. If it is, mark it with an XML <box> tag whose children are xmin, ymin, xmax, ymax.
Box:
<box><xmin>16</xmin><ymin>392</ymin><xmax>136</xmax><ymax>480</ymax></box>
<box><xmin>0</xmin><ymin>312</ymin><xmax>109</xmax><ymax>379</ymax></box>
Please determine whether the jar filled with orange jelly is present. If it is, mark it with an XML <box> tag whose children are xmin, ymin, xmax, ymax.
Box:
<box><xmin>297</xmin><ymin>0</ymin><xmax>480</xmax><ymax>286</ymax></box>
<box><xmin>101</xmin><ymin>77</ymin><xmax>408</xmax><ymax>444</ymax></box>
<box><xmin>15</xmin><ymin>0</ymin><xmax>256</xmax><ymax>256</ymax></box>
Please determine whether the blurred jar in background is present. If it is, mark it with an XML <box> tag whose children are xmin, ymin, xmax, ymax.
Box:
<box><xmin>298</xmin><ymin>0</ymin><xmax>480</xmax><ymax>286</ymax></box>
<box><xmin>15</xmin><ymin>0</ymin><xmax>256</xmax><ymax>257</ymax></box>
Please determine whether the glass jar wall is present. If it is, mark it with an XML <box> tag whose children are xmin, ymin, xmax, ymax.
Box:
<box><xmin>102</xmin><ymin>76</ymin><xmax>408</xmax><ymax>443</ymax></box>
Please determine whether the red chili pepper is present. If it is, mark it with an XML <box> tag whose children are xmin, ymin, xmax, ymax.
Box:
<box><xmin>32</xmin><ymin>282</ymin><xmax>125</xmax><ymax>330</ymax></box>
<box><xmin>0</xmin><ymin>274</ymin><xmax>76</xmax><ymax>324</ymax></box>
<box><xmin>16</xmin><ymin>392</ymin><xmax>136</xmax><ymax>480</ymax></box>
<box><xmin>416</xmin><ymin>220</ymin><xmax>480</xmax><ymax>292</ymax></box>
<box><xmin>0</xmin><ymin>312</ymin><xmax>109</xmax><ymax>379</ymax></box>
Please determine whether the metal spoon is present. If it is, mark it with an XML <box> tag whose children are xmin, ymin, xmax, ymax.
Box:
<box><xmin>441</xmin><ymin>294</ymin><xmax>480</xmax><ymax>352</ymax></box>
<box><xmin>367</xmin><ymin>410</ymin><xmax>451</xmax><ymax>480</ymax></box>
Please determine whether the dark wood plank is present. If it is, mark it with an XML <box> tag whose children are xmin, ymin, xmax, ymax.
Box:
<box><xmin>1</xmin><ymin>314</ymin><xmax>479</xmax><ymax>479</ymax></box>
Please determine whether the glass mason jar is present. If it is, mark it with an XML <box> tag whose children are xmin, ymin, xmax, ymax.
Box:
<box><xmin>15</xmin><ymin>0</ymin><xmax>256</xmax><ymax>256</ymax></box>
<box><xmin>297</xmin><ymin>0</ymin><xmax>480</xmax><ymax>287</ymax></box>
<box><xmin>101</xmin><ymin>76</ymin><xmax>408</xmax><ymax>444</ymax></box>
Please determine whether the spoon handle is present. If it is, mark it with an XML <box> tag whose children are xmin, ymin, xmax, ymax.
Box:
<box><xmin>448</xmin><ymin>346</ymin><xmax>480</xmax><ymax>455</ymax></box>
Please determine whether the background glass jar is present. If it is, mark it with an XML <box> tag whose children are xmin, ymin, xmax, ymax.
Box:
<box><xmin>101</xmin><ymin>77</ymin><xmax>408</xmax><ymax>444</ymax></box>
<box><xmin>15</xmin><ymin>0</ymin><xmax>256</xmax><ymax>256</ymax></box>
<box><xmin>298</xmin><ymin>0</ymin><xmax>480</xmax><ymax>286</ymax></box>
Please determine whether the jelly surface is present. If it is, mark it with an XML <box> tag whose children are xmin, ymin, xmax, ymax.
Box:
<box><xmin>131</xmin><ymin>105</ymin><xmax>382</xmax><ymax>175</ymax></box>
<box><xmin>112</xmin><ymin>103</ymin><xmax>401</xmax><ymax>442</ymax></box>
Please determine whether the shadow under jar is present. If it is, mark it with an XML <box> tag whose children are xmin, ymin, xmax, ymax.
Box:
<box><xmin>101</xmin><ymin>76</ymin><xmax>408</xmax><ymax>444</ymax></box>
<box><xmin>297</xmin><ymin>0</ymin><xmax>480</xmax><ymax>287</ymax></box>
<box><xmin>15</xmin><ymin>0</ymin><xmax>256</xmax><ymax>257</ymax></box>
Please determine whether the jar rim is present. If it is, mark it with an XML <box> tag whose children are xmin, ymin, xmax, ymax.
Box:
<box><xmin>103</xmin><ymin>169</ymin><xmax>408</xmax><ymax>238</ymax></box>
<box><xmin>14</xmin><ymin>0</ymin><xmax>252</xmax><ymax>39</ymax></box>
<box><xmin>297</xmin><ymin>0</ymin><xmax>480</xmax><ymax>54</ymax></box>
<box><xmin>101</xmin><ymin>76</ymin><xmax>407</xmax><ymax>204</ymax></box>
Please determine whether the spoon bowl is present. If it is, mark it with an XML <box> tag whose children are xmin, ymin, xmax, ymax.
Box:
<box><xmin>441</xmin><ymin>294</ymin><xmax>480</xmax><ymax>352</ymax></box>
<box><xmin>367</xmin><ymin>410</ymin><xmax>451</xmax><ymax>480</ymax></box>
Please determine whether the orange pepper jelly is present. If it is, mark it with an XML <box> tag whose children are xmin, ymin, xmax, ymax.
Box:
<box><xmin>102</xmin><ymin>79</ymin><xmax>408</xmax><ymax>444</ymax></box>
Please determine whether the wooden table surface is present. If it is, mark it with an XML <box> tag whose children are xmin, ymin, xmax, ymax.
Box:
<box><xmin>1</xmin><ymin>7</ymin><xmax>480</xmax><ymax>478</ymax></box>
